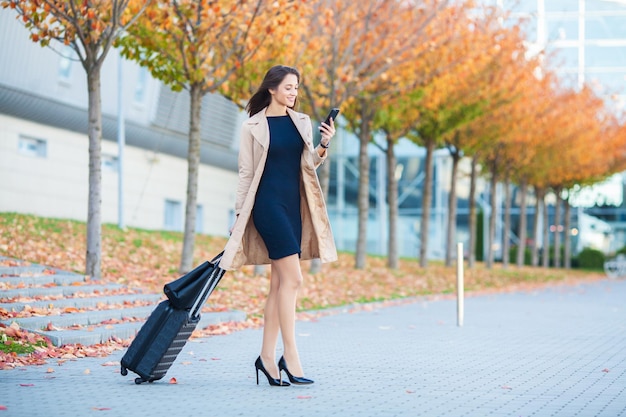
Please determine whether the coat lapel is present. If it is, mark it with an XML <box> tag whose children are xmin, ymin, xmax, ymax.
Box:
<box><xmin>287</xmin><ymin>107</ymin><xmax>313</xmax><ymax>149</ymax></box>
<box><xmin>247</xmin><ymin>111</ymin><xmax>270</xmax><ymax>149</ymax></box>
<box><xmin>248</xmin><ymin>107</ymin><xmax>312</xmax><ymax>150</ymax></box>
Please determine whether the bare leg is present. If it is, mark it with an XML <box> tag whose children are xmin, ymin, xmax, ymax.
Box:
<box><xmin>271</xmin><ymin>254</ymin><xmax>305</xmax><ymax>376</ymax></box>
<box><xmin>260</xmin><ymin>267</ymin><xmax>281</xmax><ymax>379</ymax></box>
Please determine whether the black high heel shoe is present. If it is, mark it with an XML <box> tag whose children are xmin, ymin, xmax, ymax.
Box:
<box><xmin>255</xmin><ymin>356</ymin><xmax>290</xmax><ymax>387</ymax></box>
<box><xmin>278</xmin><ymin>356</ymin><xmax>314</xmax><ymax>385</ymax></box>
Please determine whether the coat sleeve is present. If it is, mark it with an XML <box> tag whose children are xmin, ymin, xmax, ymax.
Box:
<box><xmin>305</xmin><ymin>115</ymin><xmax>328</xmax><ymax>168</ymax></box>
<box><xmin>235</xmin><ymin>124</ymin><xmax>254</xmax><ymax>216</ymax></box>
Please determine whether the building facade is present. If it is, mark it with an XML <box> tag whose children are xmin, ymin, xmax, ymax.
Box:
<box><xmin>1</xmin><ymin>3</ymin><xmax>624</xmax><ymax>261</ymax></box>
<box><xmin>0</xmin><ymin>11</ymin><xmax>242</xmax><ymax>237</ymax></box>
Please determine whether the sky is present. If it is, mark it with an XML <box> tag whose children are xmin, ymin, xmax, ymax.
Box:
<box><xmin>569</xmin><ymin>173</ymin><xmax>625</xmax><ymax>207</ymax></box>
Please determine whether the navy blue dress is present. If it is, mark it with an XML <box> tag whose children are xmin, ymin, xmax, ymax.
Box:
<box><xmin>252</xmin><ymin>115</ymin><xmax>304</xmax><ymax>260</ymax></box>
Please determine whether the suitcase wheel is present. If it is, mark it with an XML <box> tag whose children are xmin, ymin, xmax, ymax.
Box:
<box><xmin>135</xmin><ymin>377</ymin><xmax>145</xmax><ymax>385</ymax></box>
<box><xmin>120</xmin><ymin>366</ymin><xmax>128</xmax><ymax>376</ymax></box>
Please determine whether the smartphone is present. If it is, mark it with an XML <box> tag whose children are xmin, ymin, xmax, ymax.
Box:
<box><xmin>322</xmin><ymin>108</ymin><xmax>340</xmax><ymax>126</ymax></box>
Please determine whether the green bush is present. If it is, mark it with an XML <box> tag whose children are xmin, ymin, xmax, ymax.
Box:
<box><xmin>615</xmin><ymin>246</ymin><xmax>626</xmax><ymax>256</ymax></box>
<box><xmin>509</xmin><ymin>246</ymin><xmax>532</xmax><ymax>265</ymax></box>
<box><xmin>575</xmin><ymin>248</ymin><xmax>606</xmax><ymax>270</ymax></box>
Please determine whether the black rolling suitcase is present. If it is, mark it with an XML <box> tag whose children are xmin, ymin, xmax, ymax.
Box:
<box><xmin>120</xmin><ymin>253</ymin><xmax>225</xmax><ymax>384</ymax></box>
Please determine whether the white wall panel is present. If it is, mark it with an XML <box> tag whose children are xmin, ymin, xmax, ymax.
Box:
<box><xmin>0</xmin><ymin>114</ymin><xmax>237</xmax><ymax>236</ymax></box>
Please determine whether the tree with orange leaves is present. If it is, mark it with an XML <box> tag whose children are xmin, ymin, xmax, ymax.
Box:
<box><xmin>377</xmin><ymin>2</ymin><xmax>523</xmax><ymax>268</ymax></box>
<box><xmin>294</xmin><ymin>0</ymin><xmax>455</xmax><ymax>269</ymax></box>
<box><xmin>2</xmin><ymin>0</ymin><xmax>152</xmax><ymax>279</ymax></box>
<box><xmin>117</xmin><ymin>0</ymin><xmax>300</xmax><ymax>272</ymax></box>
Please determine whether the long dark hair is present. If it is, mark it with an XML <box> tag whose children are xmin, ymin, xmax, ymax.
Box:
<box><xmin>246</xmin><ymin>65</ymin><xmax>300</xmax><ymax>117</ymax></box>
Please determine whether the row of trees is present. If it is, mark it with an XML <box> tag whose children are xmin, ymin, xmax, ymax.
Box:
<box><xmin>5</xmin><ymin>0</ymin><xmax>625</xmax><ymax>278</ymax></box>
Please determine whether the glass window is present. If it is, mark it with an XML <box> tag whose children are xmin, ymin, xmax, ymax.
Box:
<box><xmin>18</xmin><ymin>135</ymin><xmax>47</xmax><ymax>158</ymax></box>
<box><xmin>586</xmin><ymin>0</ymin><xmax>626</xmax><ymax>12</ymax></box>
<box><xmin>164</xmin><ymin>199</ymin><xmax>183</xmax><ymax>231</ymax></box>
<box><xmin>586</xmin><ymin>16</ymin><xmax>626</xmax><ymax>39</ymax></box>
<box><xmin>544</xmin><ymin>0</ymin><xmax>578</xmax><ymax>12</ymax></box>
<box><xmin>101</xmin><ymin>154</ymin><xmax>118</xmax><ymax>172</ymax></box>
<box><xmin>586</xmin><ymin>72</ymin><xmax>626</xmax><ymax>95</ymax></box>
<box><xmin>500</xmin><ymin>0</ymin><xmax>537</xmax><ymax>14</ymax></box>
<box><xmin>546</xmin><ymin>45</ymin><xmax>579</xmax><ymax>68</ymax></box>
<box><xmin>546</xmin><ymin>17</ymin><xmax>578</xmax><ymax>41</ymax></box>
<box><xmin>58</xmin><ymin>46</ymin><xmax>75</xmax><ymax>81</ymax></box>
<box><xmin>586</xmin><ymin>45</ymin><xmax>626</xmax><ymax>67</ymax></box>
<box><xmin>134</xmin><ymin>67</ymin><xmax>148</xmax><ymax>104</ymax></box>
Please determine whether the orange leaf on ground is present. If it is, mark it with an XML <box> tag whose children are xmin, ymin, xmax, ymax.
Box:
<box><xmin>169</xmin><ymin>377</ymin><xmax>177</xmax><ymax>384</ymax></box>
<box><xmin>0</xmin><ymin>405</ymin><xmax>7</xmax><ymax>410</ymax></box>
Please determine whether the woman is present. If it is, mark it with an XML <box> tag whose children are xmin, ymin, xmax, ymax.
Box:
<box><xmin>220</xmin><ymin>65</ymin><xmax>338</xmax><ymax>386</ymax></box>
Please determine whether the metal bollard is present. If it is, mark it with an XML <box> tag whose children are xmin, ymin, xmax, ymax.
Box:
<box><xmin>457</xmin><ymin>242</ymin><xmax>464</xmax><ymax>327</ymax></box>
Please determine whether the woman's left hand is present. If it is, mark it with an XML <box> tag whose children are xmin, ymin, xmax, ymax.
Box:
<box><xmin>319</xmin><ymin>118</ymin><xmax>336</xmax><ymax>148</ymax></box>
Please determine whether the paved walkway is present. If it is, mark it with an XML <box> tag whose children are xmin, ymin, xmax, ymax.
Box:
<box><xmin>1</xmin><ymin>279</ymin><xmax>625</xmax><ymax>417</ymax></box>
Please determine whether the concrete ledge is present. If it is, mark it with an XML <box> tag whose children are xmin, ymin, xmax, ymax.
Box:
<box><xmin>0</xmin><ymin>283</ymin><xmax>124</xmax><ymax>299</ymax></box>
<box><xmin>1</xmin><ymin>306</ymin><xmax>157</xmax><ymax>330</ymax></box>
<box><xmin>28</xmin><ymin>310</ymin><xmax>247</xmax><ymax>346</ymax></box>
<box><xmin>0</xmin><ymin>273</ymin><xmax>86</xmax><ymax>287</ymax></box>
<box><xmin>0</xmin><ymin>293</ymin><xmax>164</xmax><ymax>312</ymax></box>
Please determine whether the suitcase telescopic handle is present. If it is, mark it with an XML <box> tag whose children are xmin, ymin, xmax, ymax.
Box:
<box><xmin>189</xmin><ymin>252</ymin><xmax>225</xmax><ymax>319</ymax></box>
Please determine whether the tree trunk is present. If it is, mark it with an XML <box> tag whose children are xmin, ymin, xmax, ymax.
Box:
<box><xmin>355</xmin><ymin>110</ymin><xmax>371</xmax><ymax>269</ymax></box>
<box><xmin>563</xmin><ymin>192</ymin><xmax>572</xmax><ymax>269</ymax></box>
<box><xmin>468</xmin><ymin>155</ymin><xmax>478</xmax><ymax>269</ymax></box>
<box><xmin>553</xmin><ymin>188</ymin><xmax>562</xmax><ymax>268</ymax></box>
<box><xmin>386</xmin><ymin>135</ymin><xmax>398</xmax><ymax>269</ymax></box>
<box><xmin>486</xmin><ymin>165</ymin><xmax>497</xmax><ymax>269</ymax></box>
<box><xmin>419</xmin><ymin>139</ymin><xmax>435</xmax><ymax>268</ymax></box>
<box><xmin>85</xmin><ymin>66</ymin><xmax>103</xmax><ymax>279</ymax></box>
<box><xmin>516</xmin><ymin>179</ymin><xmax>528</xmax><ymax>267</ymax></box>
<box><xmin>541</xmin><ymin>191</ymin><xmax>549</xmax><ymax>268</ymax></box>
<box><xmin>502</xmin><ymin>176</ymin><xmax>511</xmax><ymax>269</ymax></box>
<box><xmin>531</xmin><ymin>187</ymin><xmax>542</xmax><ymax>267</ymax></box>
<box><xmin>445</xmin><ymin>149</ymin><xmax>461</xmax><ymax>267</ymax></box>
<box><xmin>180</xmin><ymin>85</ymin><xmax>203</xmax><ymax>273</ymax></box>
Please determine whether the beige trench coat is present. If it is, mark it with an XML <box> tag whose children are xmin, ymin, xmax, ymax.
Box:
<box><xmin>219</xmin><ymin>108</ymin><xmax>338</xmax><ymax>271</ymax></box>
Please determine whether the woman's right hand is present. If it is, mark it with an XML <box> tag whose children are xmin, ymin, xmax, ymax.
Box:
<box><xmin>229</xmin><ymin>215</ymin><xmax>239</xmax><ymax>235</ymax></box>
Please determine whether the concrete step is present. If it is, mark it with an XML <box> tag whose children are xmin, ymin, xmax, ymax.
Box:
<box><xmin>0</xmin><ymin>256</ymin><xmax>246</xmax><ymax>347</ymax></box>
<box><xmin>0</xmin><ymin>293</ymin><xmax>163</xmax><ymax>312</ymax></box>
<box><xmin>0</xmin><ymin>265</ymin><xmax>80</xmax><ymax>276</ymax></box>
<box><xmin>26</xmin><ymin>309</ymin><xmax>247</xmax><ymax>346</ymax></box>
<box><xmin>1</xmin><ymin>283</ymin><xmax>125</xmax><ymax>299</ymax></box>
<box><xmin>0</xmin><ymin>273</ymin><xmax>86</xmax><ymax>287</ymax></box>
<box><xmin>1</xmin><ymin>305</ymin><xmax>157</xmax><ymax>330</ymax></box>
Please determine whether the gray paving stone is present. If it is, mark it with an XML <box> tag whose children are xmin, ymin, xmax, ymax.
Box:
<box><xmin>2</xmin><ymin>278</ymin><xmax>625</xmax><ymax>417</ymax></box>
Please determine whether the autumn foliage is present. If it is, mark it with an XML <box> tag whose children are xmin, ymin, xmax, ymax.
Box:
<box><xmin>3</xmin><ymin>1</ymin><xmax>625</xmax><ymax>270</ymax></box>
<box><xmin>0</xmin><ymin>213</ymin><xmax>606</xmax><ymax>368</ymax></box>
